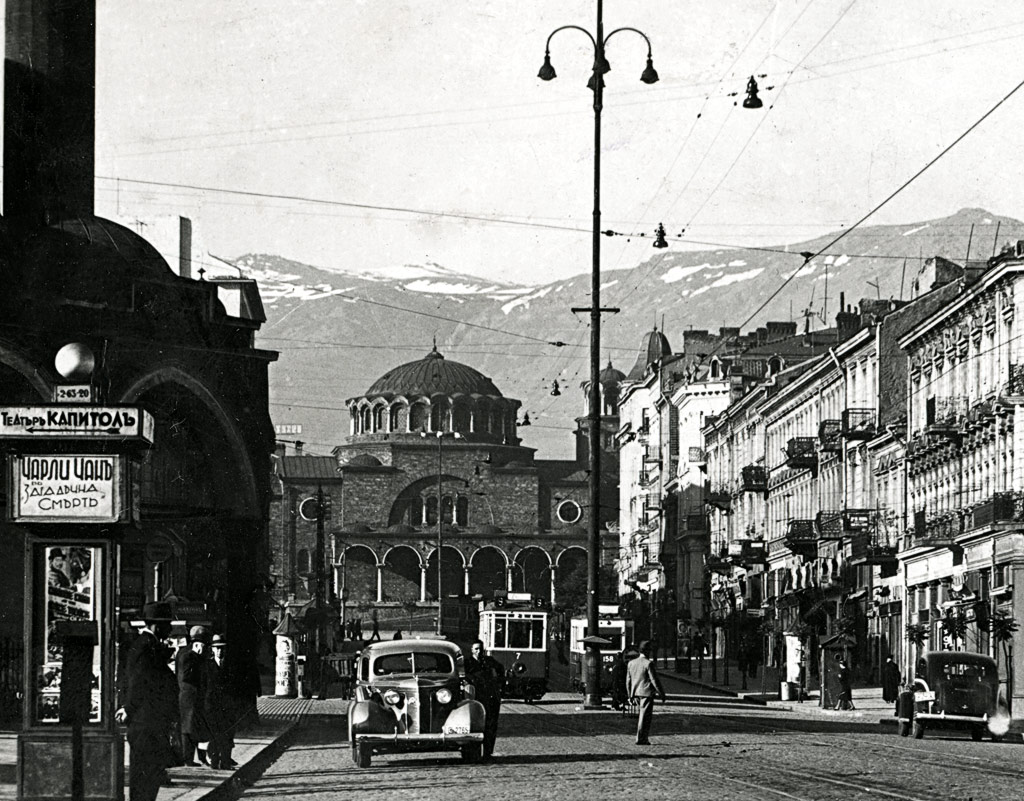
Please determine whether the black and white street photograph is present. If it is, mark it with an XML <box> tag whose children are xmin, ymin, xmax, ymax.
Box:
<box><xmin>3</xmin><ymin>2</ymin><xmax>1024</xmax><ymax>799</ymax></box>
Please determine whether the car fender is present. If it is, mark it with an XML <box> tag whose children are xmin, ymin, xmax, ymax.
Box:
<box><xmin>442</xmin><ymin>699</ymin><xmax>486</xmax><ymax>734</ymax></box>
<box><xmin>350</xmin><ymin>698</ymin><xmax>398</xmax><ymax>735</ymax></box>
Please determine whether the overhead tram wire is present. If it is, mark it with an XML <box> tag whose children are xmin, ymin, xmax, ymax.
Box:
<box><xmin>703</xmin><ymin>69</ymin><xmax>1024</xmax><ymax>363</ymax></box>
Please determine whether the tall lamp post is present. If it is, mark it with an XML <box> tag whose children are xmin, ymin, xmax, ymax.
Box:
<box><xmin>539</xmin><ymin>0</ymin><xmax>658</xmax><ymax>710</ymax></box>
<box><xmin>423</xmin><ymin>430</ymin><xmax>462</xmax><ymax>635</ymax></box>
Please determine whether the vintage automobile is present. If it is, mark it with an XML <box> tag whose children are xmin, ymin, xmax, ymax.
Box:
<box><xmin>898</xmin><ymin>650</ymin><xmax>1009</xmax><ymax>741</ymax></box>
<box><xmin>347</xmin><ymin>638</ymin><xmax>486</xmax><ymax>767</ymax></box>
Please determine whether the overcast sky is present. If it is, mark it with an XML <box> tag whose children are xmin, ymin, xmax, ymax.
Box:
<box><xmin>95</xmin><ymin>1</ymin><xmax>1024</xmax><ymax>285</ymax></box>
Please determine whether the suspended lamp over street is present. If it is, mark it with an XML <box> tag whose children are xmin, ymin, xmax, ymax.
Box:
<box><xmin>538</xmin><ymin>0</ymin><xmax>658</xmax><ymax>711</ymax></box>
<box><xmin>653</xmin><ymin>223</ymin><xmax>669</xmax><ymax>249</ymax></box>
<box><xmin>743</xmin><ymin>75</ymin><xmax>763</xmax><ymax>109</ymax></box>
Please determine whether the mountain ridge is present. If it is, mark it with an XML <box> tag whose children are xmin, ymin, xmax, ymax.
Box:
<box><xmin>244</xmin><ymin>207</ymin><xmax>1024</xmax><ymax>459</ymax></box>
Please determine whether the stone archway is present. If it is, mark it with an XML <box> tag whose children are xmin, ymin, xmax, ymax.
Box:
<box><xmin>342</xmin><ymin>545</ymin><xmax>378</xmax><ymax>604</ymax></box>
<box><xmin>382</xmin><ymin>545</ymin><xmax>421</xmax><ymax>603</ymax></box>
<box><xmin>512</xmin><ymin>547</ymin><xmax>551</xmax><ymax>599</ymax></box>
<box><xmin>468</xmin><ymin>546</ymin><xmax>507</xmax><ymax>599</ymax></box>
<box><xmin>426</xmin><ymin>545</ymin><xmax>465</xmax><ymax>601</ymax></box>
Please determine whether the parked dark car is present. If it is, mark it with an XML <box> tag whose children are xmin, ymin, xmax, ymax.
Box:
<box><xmin>347</xmin><ymin>639</ymin><xmax>486</xmax><ymax>767</ymax></box>
<box><xmin>897</xmin><ymin>650</ymin><xmax>1008</xmax><ymax>741</ymax></box>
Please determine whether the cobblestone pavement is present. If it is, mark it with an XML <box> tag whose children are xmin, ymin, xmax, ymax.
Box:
<box><xmin>234</xmin><ymin>688</ymin><xmax>1022</xmax><ymax>801</ymax></box>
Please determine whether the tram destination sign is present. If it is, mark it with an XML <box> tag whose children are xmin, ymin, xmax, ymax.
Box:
<box><xmin>0</xmin><ymin>406</ymin><xmax>155</xmax><ymax>444</ymax></box>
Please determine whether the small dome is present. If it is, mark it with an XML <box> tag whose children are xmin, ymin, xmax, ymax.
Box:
<box><xmin>343</xmin><ymin>454</ymin><xmax>383</xmax><ymax>467</ymax></box>
<box><xmin>627</xmin><ymin>327</ymin><xmax>673</xmax><ymax>380</ymax></box>
<box><xmin>600</xmin><ymin>361</ymin><xmax>626</xmax><ymax>386</ymax></box>
<box><xmin>386</xmin><ymin>523</ymin><xmax>417</xmax><ymax>534</ymax></box>
<box><xmin>366</xmin><ymin>346</ymin><xmax>502</xmax><ymax>397</ymax></box>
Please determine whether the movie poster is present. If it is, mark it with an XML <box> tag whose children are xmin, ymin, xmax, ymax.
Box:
<box><xmin>39</xmin><ymin>545</ymin><xmax>102</xmax><ymax>724</ymax></box>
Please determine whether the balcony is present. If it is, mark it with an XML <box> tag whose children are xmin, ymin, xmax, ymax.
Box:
<box><xmin>784</xmin><ymin>519</ymin><xmax>818</xmax><ymax>558</ymax></box>
<box><xmin>636</xmin><ymin>424</ymin><xmax>650</xmax><ymax>444</ymax></box>
<box><xmin>848</xmin><ymin>532</ymin><xmax>898</xmax><ymax>566</ymax></box>
<box><xmin>911</xmin><ymin>508</ymin><xmax>963</xmax><ymax>547</ymax></box>
<box><xmin>816</xmin><ymin>510</ymin><xmax>844</xmax><ymax>541</ymax></box>
<box><xmin>968</xmin><ymin>492</ymin><xmax>1019</xmax><ymax>529</ymax></box>
<box><xmin>728</xmin><ymin>538</ymin><xmax>767</xmax><ymax>567</ymax></box>
<box><xmin>705</xmin><ymin>553</ymin><xmax>732</xmax><ymax>575</ymax></box>
<box><xmin>740</xmin><ymin>464</ymin><xmax>767</xmax><ymax>493</ymax></box>
<box><xmin>785</xmin><ymin>437</ymin><xmax>818</xmax><ymax>471</ymax></box>
<box><xmin>688</xmin><ymin>447</ymin><xmax>706</xmax><ymax>464</ymax></box>
<box><xmin>638</xmin><ymin>470</ymin><xmax>656</xmax><ymax>487</ymax></box>
<box><xmin>706</xmin><ymin>485</ymin><xmax>732</xmax><ymax>512</ymax></box>
<box><xmin>842</xmin><ymin>408</ymin><xmax>877</xmax><ymax>440</ymax></box>
<box><xmin>1005</xmin><ymin>363</ymin><xmax>1024</xmax><ymax>398</ymax></box>
<box><xmin>818</xmin><ymin>419</ymin><xmax>842</xmax><ymax>453</ymax></box>
<box><xmin>962</xmin><ymin>399</ymin><xmax>996</xmax><ymax>431</ymax></box>
<box><xmin>925</xmin><ymin>396</ymin><xmax>966</xmax><ymax>439</ymax></box>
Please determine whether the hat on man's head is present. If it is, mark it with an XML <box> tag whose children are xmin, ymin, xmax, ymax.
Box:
<box><xmin>49</xmin><ymin>548</ymin><xmax>65</xmax><ymax>559</ymax></box>
<box><xmin>189</xmin><ymin>625</ymin><xmax>210</xmax><ymax>643</ymax></box>
<box><xmin>142</xmin><ymin>602</ymin><xmax>174</xmax><ymax>623</ymax></box>
<box><xmin>211</xmin><ymin>634</ymin><xmax>227</xmax><ymax>647</ymax></box>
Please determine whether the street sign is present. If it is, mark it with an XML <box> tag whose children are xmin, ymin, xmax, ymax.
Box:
<box><xmin>52</xmin><ymin>386</ymin><xmax>95</xmax><ymax>404</ymax></box>
<box><xmin>144</xmin><ymin>536</ymin><xmax>175</xmax><ymax>564</ymax></box>
<box><xmin>0</xmin><ymin>406</ymin><xmax>155</xmax><ymax>444</ymax></box>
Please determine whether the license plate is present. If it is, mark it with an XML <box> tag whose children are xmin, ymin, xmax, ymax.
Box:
<box><xmin>915</xmin><ymin>691</ymin><xmax>935</xmax><ymax>702</ymax></box>
<box><xmin>443</xmin><ymin>726</ymin><xmax>470</xmax><ymax>735</ymax></box>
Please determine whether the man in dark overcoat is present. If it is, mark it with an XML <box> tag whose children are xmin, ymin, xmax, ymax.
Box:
<box><xmin>115</xmin><ymin>602</ymin><xmax>179</xmax><ymax>801</ymax></box>
<box><xmin>205</xmin><ymin>634</ymin><xmax>237</xmax><ymax>769</ymax></box>
<box><xmin>465</xmin><ymin>639</ymin><xmax>505</xmax><ymax>759</ymax></box>
<box><xmin>177</xmin><ymin>625</ymin><xmax>211</xmax><ymax>765</ymax></box>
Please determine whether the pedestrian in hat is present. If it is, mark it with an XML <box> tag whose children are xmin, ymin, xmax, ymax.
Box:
<box><xmin>204</xmin><ymin>634</ymin><xmax>237</xmax><ymax>769</ymax></box>
<box><xmin>47</xmin><ymin>548</ymin><xmax>71</xmax><ymax>589</ymax></box>
<box><xmin>626</xmin><ymin>640</ymin><xmax>666</xmax><ymax>746</ymax></box>
<box><xmin>115</xmin><ymin>602</ymin><xmax>179</xmax><ymax>801</ymax></box>
<box><xmin>177</xmin><ymin>625</ymin><xmax>212</xmax><ymax>766</ymax></box>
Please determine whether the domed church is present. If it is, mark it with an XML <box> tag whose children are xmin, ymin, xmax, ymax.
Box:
<box><xmin>268</xmin><ymin>345</ymin><xmax>622</xmax><ymax>634</ymax></box>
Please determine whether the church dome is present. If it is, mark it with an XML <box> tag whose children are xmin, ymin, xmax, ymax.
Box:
<box><xmin>366</xmin><ymin>346</ymin><xmax>502</xmax><ymax>398</ymax></box>
<box><xmin>626</xmin><ymin>327</ymin><xmax>673</xmax><ymax>381</ymax></box>
<box><xmin>599</xmin><ymin>361</ymin><xmax>626</xmax><ymax>387</ymax></box>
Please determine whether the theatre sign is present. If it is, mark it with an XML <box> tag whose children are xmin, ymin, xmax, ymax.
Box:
<box><xmin>0</xmin><ymin>406</ymin><xmax>155</xmax><ymax>443</ymax></box>
<box><xmin>8</xmin><ymin>454</ymin><xmax>127</xmax><ymax>523</ymax></box>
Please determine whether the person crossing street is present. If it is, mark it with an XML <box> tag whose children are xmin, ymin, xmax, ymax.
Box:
<box><xmin>626</xmin><ymin>640</ymin><xmax>665</xmax><ymax>746</ymax></box>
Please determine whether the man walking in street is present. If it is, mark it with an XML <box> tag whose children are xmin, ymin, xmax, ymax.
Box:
<box><xmin>465</xmin><ymin>638</ymin><xmax>504</xmax><ymax>760</ymax></box>
<box><xmin>835</xmin><ymin>655</ymin><xmax>855</xmax><ymax>710</ymax></box>
<box><xmin>205</xmin><ymin>634</ymin><xmax>238</xmax><ymax>770</ymax></box>
<box><xmin>115</xmin><ymin>602</ymin><xmax>179</xmax><ymax>801</ymax></box>
<box><xmin>626</xmin><ymin>640</ymin><xmax>665</xmax><ymax>746</ymax></box>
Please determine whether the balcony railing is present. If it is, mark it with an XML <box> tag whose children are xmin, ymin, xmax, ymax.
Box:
<box><xmin>706</xmin><ymin>485</ymin><xmax>732</xmax><ymax>512</ymax></box>
<box><xmin>728</xmin><ymin>539</ymin><xmax>767</xmax><ymax>567</ymax></box>
<box><xmin>688</xmin><ymin>447</ymin><xmax>706</xmax><ymax>463</ymax></box>
<box><xmin>818</xmin><ymin>419</ymin><xmax>842</xmax><ymax>452</ymax></box>
<box><xmin>842</xmin><ymin>408</ymin><xmax>876</xmax><ymax>440</ymax></box>
<box><xmin>816</xmin><ymin>511</ymin><xmax>844</xmax><ymax>540</ymax></box>
<box><xmin>968</xmin><ymin>492</ymin><xmax>1019</xmax><ymax>529</ymax></box>
<box><xmin>848</xmin><ymin>532</ymin><xmax>898</xmax><ymax>565</ymax></box>
<box><xmin>910</xmin><ymin>508</ymin><xmax>962</xmax><ymax>546</ymax></box>
<box><xmin>638</xmin><ymin>470</ymin><xmax>655</xmax><ymax>487</ymax></box>
<box><xmin>925</xmin><ymin>396</ymin><xmax>966</xmax><ymax>437</ymax></box>
<box><xmin>1007</xmin><ymin>363</ymin><xmax>1024</xmax><ymax>397</ymax></box>
<box><xmin>784</xmin><ymin>519</ymin><xmax>818</xmax><ymax>557</ymax></box>
<box><xmin>785</xmin><ymin>437</ymin><xmax>818</xmax><ymax>471</ymax></box>
<box><xmin>740</xmin><ymin>464</ymin><xmax>767</xmax><ymax>492</ymax></box>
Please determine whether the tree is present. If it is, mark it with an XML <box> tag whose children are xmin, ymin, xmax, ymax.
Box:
<box><xmin>906</xmin><ymin>622</ymin><xmax>929</xmax><ymax>662</ymax></box>
<box><xmin>940</xmin><ymin>610</ymin><xmax>968</xmax><ymax>651</ymax></box>
<box><xmin>990</xmin><ymin>609</ymin><xmax>1019</xmax><ymax>713</ymax></box>
<box><xmin>554</xmin><ymin>561</ymin><xmax>617</xmax><ymax>614</ymax></box>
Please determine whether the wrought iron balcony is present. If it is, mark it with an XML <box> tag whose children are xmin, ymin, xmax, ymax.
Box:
<box><xmin>1007</xmin><ymin>363</ymin><xmax>1024</xmax><ymax>397</ymax></box>
<box><xmin>706</xmin><ymin>485</ymin><xmax>732</xmax><ymax>512</ymax></box>
<box><xmin>848</xmin><ymin>532</ymin><xmax>898</xmax><ymax>566</ymax></box>
<box><xmin>911</xmin><ymin>508</ymin><xmax>962</xmax><ymax>547</ymax></box>
<box><xmin>785</xmin><ymin>437</ymin><xmax>818</xmax><ymax>471</ymax></box>
<box><xmin>925</xmin><ymin>396</ymin><xmax>966</xmax><ymax>437</ymax></box>
<box><xmin>740</xmin><ymin>464</ymin><xmax>767</xmax><ymax>492</ymax></box>
<box><xmin>705</xmin><ymin>553</ymin><xmax>732</xmax><ymax>574</ymax></box>
<box><xmin>816</xmin><ymin>510</ymin><xmax>844</xmax><ymax>541</ymax></box>
<box><xmin>784</xmin><ymin>518</ymin><xmax>818</xmax><ymax>557</ymax></box>
<box><xmin>728</xmin><ymin>538</ymin><xmax>767</xmax><ymax>567</ymax></box>
<box><xmin>968</xmin><ymin>492</ymin><xmax>1019</xmax><ymax>529</ymax></box>
<box><xmin>842</xmin><ymin>408</ymin><xmax>876</xmax><ymax>440</ymax></box>
<box><xmin>638</xmin><ymin>470</ymin><xmax>655</xmax><ymax>487</ymax></box>
<box><xmin>818</xmin><ymin>419</ymin><xmax>842</xmax><ymax>453</ymax></box>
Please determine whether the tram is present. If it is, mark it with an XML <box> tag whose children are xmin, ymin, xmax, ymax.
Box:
<box><xmin>568</xmin><ymin>605</ymin><xmax>635</xmax><ymax>695</ymax></box>
<box><xmin>441</xmin><ymin>592</ymin><xmax>550</xmax><ymax>702</ymax></box>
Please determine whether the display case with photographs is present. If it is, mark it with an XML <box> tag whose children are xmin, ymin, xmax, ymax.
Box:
<box><xmin>33</xmin><ymin>544</ymin><xmax>104</xmax><ymax>726</ymax></box>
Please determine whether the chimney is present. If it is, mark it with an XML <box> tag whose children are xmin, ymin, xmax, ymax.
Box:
<box><xmin>294</xmin><ymin>440</ymin><xmax>304</xmax><ymax>456</ymax></box>
<box><xmin>4</xmin><ymin>0</ymin><xmax>96</xmax><ymax>223</ymax></box>
<box><xmin>179</xmin><ymin>217</ymin><xmax>193</xmax><ymax>278</ymax></box>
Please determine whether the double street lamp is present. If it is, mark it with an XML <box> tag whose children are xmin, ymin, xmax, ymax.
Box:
<box><xmin>539</xmin><ymin>0</ymin><xmax>658</xmax><ymax>710</ymax></box>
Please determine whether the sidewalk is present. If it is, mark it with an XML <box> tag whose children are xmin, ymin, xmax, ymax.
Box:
<box><xmin>0</xmin><ymin>695</ymin><xmax>350</xmax><ymax>801</ymax></box>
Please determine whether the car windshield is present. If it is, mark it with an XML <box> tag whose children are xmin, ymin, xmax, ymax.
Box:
<box><xmin>372</xmin><ymin>651</ymin><xmax>454</xmax><ymax>676</ymax></box>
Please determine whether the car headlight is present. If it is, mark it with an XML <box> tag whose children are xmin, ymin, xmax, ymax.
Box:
<box><xmin>383</xmin><ymin>690</ymin><xmax>402</xmax><ymax>706</ymax></box>
<box><xmin>435</xmin><ymin>688</ymin><xmax>453</xmax><ymax>704</ymax></box>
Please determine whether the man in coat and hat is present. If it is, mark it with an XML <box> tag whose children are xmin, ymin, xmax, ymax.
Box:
<box><xmin>115</xmin><ymin>602</ymin><xmax>179</xmax><ymax>801</ymax></box>
<box><xmin>205</xmin><ymin>634</ymin><xmax>237</xmax><ymax>770</ymax></box>
<box><xmin>177</xmin><ymin>626</ymin><xmax>211</xmax><ymax>766</ymax></box>
<box><xmin>626</xmin><ymin>640</ymin><xmax>666</xmax><ymax>746</ymax></box>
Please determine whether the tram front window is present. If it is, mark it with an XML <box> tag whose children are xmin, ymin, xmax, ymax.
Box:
<box><xmin>507</xmin><ymin>619</ymin><xmax>545</xmax><ymax>649</ymax></box>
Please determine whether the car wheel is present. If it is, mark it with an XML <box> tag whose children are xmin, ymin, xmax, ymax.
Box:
<box><xmin>991</xmin><ymin>733</ymin><xmax>1005</xmax><ymax>743</ymax></box>
<box><xmin>912</xmin><ymin>722</ymin><xmax>925</xmax><ymax>739</ymax></box>
<box><xmin>355</xmin><ymin>743</ymin><xmax>371</xmax><ymax>768</ymax></box>
<box><xmin>898</xmin><ymin>721</ymin><xmax>910</xmax><ymax>737</ymax></box>
<box><xmin>971</xmin><ymin>728</ymin><xmax>983</xmax><ymax>741</ymax></box>
<box><xmin>460</xmin><ymin>743</ymin><xmax>483</xmax><ymax>763</ymax></box>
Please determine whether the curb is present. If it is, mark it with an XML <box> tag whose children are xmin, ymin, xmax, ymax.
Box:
<box><xmin>194</xmin><ymin>721</ymin><xmax>299</xmax><ymax>801</ymax></box>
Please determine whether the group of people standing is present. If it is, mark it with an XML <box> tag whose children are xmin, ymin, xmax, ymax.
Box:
<box><xmin>116</xmin><ymin>602</ymin><xmax>239</xmax><ymax>801</ymax></box>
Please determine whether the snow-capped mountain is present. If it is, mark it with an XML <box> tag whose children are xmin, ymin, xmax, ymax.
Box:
<box><xmin>238</xmin><ymin>208</ymin><xmax>1024</xmax><ymax>459</ymax></box>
